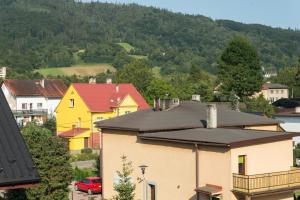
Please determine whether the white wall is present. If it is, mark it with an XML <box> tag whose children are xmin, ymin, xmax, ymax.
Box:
<box><xmin>47</xmin><ymin>98</ymin><xmax>61</xmax><ymax>116</ymax></box>
<box><xmin>275</xmin><ymin>116</ymin><xmax>300</xmax><ymax>144</ymax></box>
<box><xmin>16</xmin><ymin>96</ymin><xmax>47</xmax><ymax>110</ymax></box>
<box><xmin>1</xmin><ymin>84</ymin><xmax>16</xmax><ymax>109</ymax></box>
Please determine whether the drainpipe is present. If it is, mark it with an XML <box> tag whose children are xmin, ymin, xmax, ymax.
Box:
<box><xmin>195</xmin><ymin>143</ymin><xmax>200</xmax><ymax>200</ymax></box>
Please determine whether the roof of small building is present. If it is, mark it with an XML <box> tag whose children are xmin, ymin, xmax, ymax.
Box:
<box><xmin>97</xmin><ymin>101</ymin><xmax>279</xmax><ymax>132</ymax></box>
<box><xmin>2</xmin><ymin>79</ymin><xmax>67</xmax><ymax>97</ymax></box>
<box><xmin>139</xmin><ymin>128</ymin><xmax>299</xmax><ymax>148</ymax></box>
<box><xmin>0</xmin><ymin>90</ymin><xmax>40</xmax><ymax>188</ymax></box>
<box><xmin>72</xmin><ymin>83</ymin><xmax>150</xmax><ymax>112</ymax></box>
<box><xmin>262</xmin><ymin>83</ymin><xmax>288</xmax><ymax>90</ymax></box>
<box><xmin>58</xmin><ymin>128</ymin><xmax>90</xmax><ymax>138</ymax></box>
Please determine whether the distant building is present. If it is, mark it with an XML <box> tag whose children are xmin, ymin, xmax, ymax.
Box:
<box><xmin>254</xmin><ymin>83</ymin><xmax>289</xmax><ymax>103</ymax></box>
<box><xmin>1</xmin><ymin>79</ymin><xmax>67</xmax><ymax>126</ymax></box>
<box><xmin>0</xmin><ymin>67</ymin><xmax>6</xmax><ymax>79</ymax></box>
<box><xmin>0</xmin><ymin>89</ymin><xmax>40</xmax><ymax>189</ymax></box>
<box><xmin>273</xmin><ymin>98</ymin><xmax>300</xmax><ymax>144</ymax></box>
<box><xmin>262</xmin><ymin>66</ymin><xmax>277</xmax><ymax>78</ymax></box>
<box><xmin>96</xmin><ymin>101</ymin><xmax>300</xmax><ymax>200</ymax></box>
<box><xmin>55</xmin><ymin>80</ymin><xmax>150</xmax><ymax>152</ymax></box>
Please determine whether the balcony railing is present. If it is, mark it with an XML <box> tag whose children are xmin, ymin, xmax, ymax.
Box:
<box><xmin>12</xmin><ymin>109</ymin><xmax>48</xmax><ymax>116</ymax></box>
<box><xmin>233</xmin><ymin>169</ymin><xmax>300</xmax><ymax>194</ymax></box>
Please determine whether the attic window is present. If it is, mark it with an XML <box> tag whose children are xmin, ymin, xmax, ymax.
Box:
<box><xmin>70</xmin><ymin>99</ymin><xmax>74</xmax><ymax>108</ymax></box>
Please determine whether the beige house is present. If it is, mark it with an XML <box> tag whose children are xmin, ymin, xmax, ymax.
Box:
<box><xmin>254</xmin><ymin>83</ymin><xmax>289</xmax><ymax>103</ymax></box>
<box><xmin>96</xmin><ymin>101</ymin><xmax>300</xmax><ymax>200</ymax></box>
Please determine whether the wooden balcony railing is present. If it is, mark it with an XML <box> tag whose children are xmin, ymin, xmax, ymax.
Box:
<box><xmin>233</xmin><ymin>169</ymin><xmax>300</xmax><ymax>194</ymax></box>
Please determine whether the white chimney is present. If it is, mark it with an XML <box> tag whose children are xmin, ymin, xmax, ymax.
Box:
<box><xmin>40</xmin><ymin>79</ymin><xmax>45</xmax><ymax>88</ymax></box>
<box><xmin>106</xmin><ymin>78</ymin><xmax>112</xmax><ymax>84</ymax></box>
<box><xmin>207</xmin><ymin>104</ymin><xmax>217</xmax><ymax>129</ymax></box>
<box><xmin>192</xmin><ymin>95</ymin><xmax>201</xmax><ymax>102</ymax></box>
<box><xmin>89</xmin><ymin>77</ymin><xmax>96</xmax><ymax>84</ymax></box>
<box><xmin>295</xmin><ymin>107</ymin><xmax>300</xmax><ymax>113</ymax></box>
<box><xmin>116</xmin><ymin>85</ymin><xmax>119</xmax><ymax>93</ymax></box>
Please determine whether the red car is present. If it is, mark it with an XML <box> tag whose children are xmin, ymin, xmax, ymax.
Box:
<box><xmin>74</xmin><ymin>177</ymin><xmax>102</xmax><ymax>195</ymax></box>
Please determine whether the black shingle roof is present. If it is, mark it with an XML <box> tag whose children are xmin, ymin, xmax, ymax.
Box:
<box><xmin>0</xmin><ymin>90</ymin><xmax>40</xmax><ymax>188</ymax></box>
<box><xmin>97</xmin><ymin>101</ymin><xmax>279</xmax><ymax>132</ymax></box>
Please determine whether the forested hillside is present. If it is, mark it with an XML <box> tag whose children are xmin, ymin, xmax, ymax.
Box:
<box><xmin>1</xmin><ymin>0</ymin><xmax>300</xmax><ymax>75</ymax></box>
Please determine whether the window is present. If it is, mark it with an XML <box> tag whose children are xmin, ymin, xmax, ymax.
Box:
<box><xmin>22</xmin><ymin>103</ymin><xmax>27</xmax><ymax>110</ymax></box>
<box><xmin>125</xmin><ymin>111</ymin><xmax>131</xmax><ymax>114</ymax></box>
<box><xmin>276</xmin><ymin>90</ymin><xmax>279</xmax><ymax>94</ymax></box>
<box><xmin>82</xmin><ymin>179</ymin><xmax>90</xmax><ymax>184</ymax></box>
<box><xmin>37</xmin><ymin>103</ymin><xmax>42</xmax><ymax>109</ymax></box>
<box><xmin>238</xmin><ymin>155</ymin><xmax>246</xmax><ymax>175</ymax></box>
<box><xmin>69</xmin><ymin>99</ymin><xmax>74</xmax><ymax>108</ymax></box>
<box><xmin>96</xmin><ymin>117</ymin><xmax>104</xmax><ymax>121</ymax></box>
<box><xmin>270</xmin><ymin>90</ymin><xmax>274</xmax><ymax>94</ymax></box>
<box><xmin>281</xmin><ymin>90</ymin><xmax>284</xmax><ymax>94</ymax></box>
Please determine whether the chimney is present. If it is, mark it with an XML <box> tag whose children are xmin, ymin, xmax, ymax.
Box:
<box><xmin>106</xmin><ymin>78</ymin><xmax>112</xmax><ymax>84</ymax></box>
<box><xmin>153</xmin><ymin>98</ymin><xmax>161</xmax><ymax>111</ymax></box>
<box><xmin>40</xmin><ymin>79</ymin><xmax>45</xmax><ymax>88</ymax></box>
<box><xmin>0</xmin><ymin>67</ymin><xmax>6</xmax><ymax>79</ymax></box>
<box><xmin>116</xmin><ymin>85</ymin><xmax>119</xmax><ymax>93</ymax></box>
<box><xmin>207</xmin><ymin>104</ymin><xmax>217</xmax><ymax>128</ymax></box>
<box><xmin>295</xmin><ymin>107</ymin><xmax>300</xmax><ymax>113</ymax></box>
<box><xmin>192</xmin><ymin>95</ymin><xmax>201</xmax><ymax>102</ymax></box>
<box><xmin>89</xmin><ymin>77</ymin><xmax>96</xmax><ymax>84</ymax></box>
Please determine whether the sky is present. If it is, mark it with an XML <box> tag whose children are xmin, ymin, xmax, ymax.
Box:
<box><xmin>83</xmin><ymin>0</ymin><xmax>299</xmax><ymax>29</ymax></box>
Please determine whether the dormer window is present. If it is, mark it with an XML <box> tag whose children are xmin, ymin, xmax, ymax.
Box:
<box><xmin>70</xmin><ymin>99</ymin><xmax>74</xmax><ymax>108</ymax></box>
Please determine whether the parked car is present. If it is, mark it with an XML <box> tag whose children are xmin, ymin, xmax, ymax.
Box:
<box><xmin>74</xmin><ymin>177</ymin><xmax>102</xmax><ymax>194</ymax></box>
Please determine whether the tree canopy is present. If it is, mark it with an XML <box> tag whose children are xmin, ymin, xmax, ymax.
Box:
<box><xmin>218</xmin><ymin>36</ymin><xmax>263</xmax><ymax>98</ymax></box>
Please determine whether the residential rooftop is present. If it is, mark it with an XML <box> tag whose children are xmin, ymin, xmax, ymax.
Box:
<box><xmin>97</xmin><ymin>101</ymin><xmax>280</xmax><ymax>132</ymax></box>
<box><xmin>262</xmin><ymin>83</ymin><xmax>288</xmax><ymax>89</ymax></box>
<box><xmin>139</xmin><ymin>128</ymin><xmax>298</xmax><ymax>148</ymax></box>
<box><xmin>1</xmin><ymin>79</ymin><xmax>67</xmax><ymax>98</ymax></box>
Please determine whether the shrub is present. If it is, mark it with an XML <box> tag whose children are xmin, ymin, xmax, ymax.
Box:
<box><xmin>81</xmin><ymin>148</ymin><xmax>93</xmax><ymax>154</ymax></box>
<box><xmin>73</xmin><ymin>167</ymin><xmax>97</xmax><ymax>181</ymax></box>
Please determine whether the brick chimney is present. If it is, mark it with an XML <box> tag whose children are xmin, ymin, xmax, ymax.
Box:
<box><xmin>207</xmin><ymin>104</ymin><xmax>217</xmax><ymax>128</ymax></box>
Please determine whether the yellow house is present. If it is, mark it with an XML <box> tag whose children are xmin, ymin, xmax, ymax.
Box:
<box><xmin>55</xmin><ymin>82</ymin><xmax>149</xmax><ymax>151</ymax></box>
<box><xmin>96</xmin><ymin>101</ymin><xmax>300</xmax><ymax>200</ymax></box>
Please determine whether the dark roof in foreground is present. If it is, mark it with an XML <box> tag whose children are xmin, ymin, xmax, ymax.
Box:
<box><xmin>0</xmin><ymin>90</ymin><xmax>40</xmax><ymax>188</ymax></box>
<box><xmin>139</xmin><ymin>128</ymin><xmax>299</xmax><ymax>148</ymax></box>
<box><xmin>97</xmin><ymin>101</ymin><xmax>279</xmax><ymax>132</ymax></box>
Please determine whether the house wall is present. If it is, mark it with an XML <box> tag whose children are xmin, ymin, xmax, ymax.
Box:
<box><xmin>47</xmin><ymin>98</ymin><xmax>61</xmax><ymax>116</ymax></box>
<box><xmin>102</xmin><ymin>130</ymin><xmax>197</xmax><ymax>200</ymax></box>
<box><xmin>264</xmin><ymin>88</ymin><xmax>289</xmax><ymax>103</ymax></box>
<box><xmin>16</xmin><ymin>96</ymin><xmax>47</xmax><ymax>110</ymax></box>
<box><xmin>1</xmin><ymin>84</ymin><xmax>16</xmax><ymax>109</ymax></box>
<box><xmin>56</xmin><ymin>85</ymin><xmax>92</xmax><ymax>133</ymax></box>
<box><xmin>245</xmin><ymin>124</ymin><xmax>279</xmax><ymax>131</ymax></box>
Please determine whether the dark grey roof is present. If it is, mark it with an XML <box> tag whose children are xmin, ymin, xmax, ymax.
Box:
<box><xmin>0</xmin><ymin>90</ymin><xmax>40</xmax><ymax>188</ymax></box>
<box><xmin>263</xmin><ymin>83</ymin><xmax>288</xmax><ymax>89</ymax></box>
<box><xmin>139</xmin><ymin>128</ymin><xmax>298</xmax><ymax>148</ymax></box>
<box><xmin>97</xmin><ymin>101</ymin><xmax>279</xmax><ymax>132</ymax></box>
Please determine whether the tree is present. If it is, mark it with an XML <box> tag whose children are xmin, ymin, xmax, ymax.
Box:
<box><xmin>112</xmin><ymin>155</ymin><xmax>135</xmax><ymax>200</ymax></box>
<box><xmin>42</xmin><ymin>118</ymin><xmax>56</xmax><ymax>135</ymax></box>
<box><xmin>218</xmin><ymin>36</ymin><xmax>263</xmax><ymax>99</ymax></box>
<box><xmin>146</xmin><ymin>78</ymin><xmax>175</xmax><ymax>101</ymax></box>
<box><xmin>116</xmin><ymin>59</ymin><xmax>153</xmax><ymax>95</ymax></box>
<box><xmin>5</xmin><ymin>124</ymin><xmax>72</xmax><ymax>200</ymax></box>
<box><xmin>243</xmin><ymin>94</ymin><xmax>274</xmax><ymax>117</ymax></box>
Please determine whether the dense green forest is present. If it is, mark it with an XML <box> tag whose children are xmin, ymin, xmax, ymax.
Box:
<box><xmin>1</xmin><ymin>0</ymin><xmax>300</xmax><ymax>75</ymax></box>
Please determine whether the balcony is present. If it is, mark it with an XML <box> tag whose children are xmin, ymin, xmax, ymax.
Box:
<box><xmin>233</xmin><ymin>169</ymin><xmax>300</xmax><ymax>194</ymax></box>
<box><xmin>12</xmin><ymin>109</ymin><xmax>48</xmax><ymax>117</ymax></box>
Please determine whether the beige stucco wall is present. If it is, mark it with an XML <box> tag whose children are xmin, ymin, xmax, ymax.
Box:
<box><xmin>245</xmin><ymin>124</ymin><xmax>280</xmax><ymax>131</ymax></box>
<box><xmin>102</xmin><ymin>129</ymin><xmax>294</xmax><ymax>200</ymax></box>
<box><xmin>102</xmin><ymin>130</ymin><xmax>197</xmax><ymax>200</ymax></box>
<box><xmin>231</xmin><ymin>140</ymin><xmax>293</xmax><ymax>175</ymax></box>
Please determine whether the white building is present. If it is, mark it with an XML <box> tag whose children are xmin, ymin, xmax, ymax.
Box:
<box><xmin>254</xmin><ymin>83</ymin><xmax>289</xmax><ymax>103</ymax></box>
<box><xmin>1</xmin><ymin>79</ymin><xmax>67</xmax><ymax>126</ymax></box>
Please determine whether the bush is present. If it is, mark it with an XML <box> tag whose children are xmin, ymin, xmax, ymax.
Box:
<box><xmin>69</xmin><ymin>152</ymin><xmax>99</xmax><ymax>162</ymax></box>
<box><xmin>73</xmin><ymin>167</ymin><xmax>97</xmax><ymax>181</ymax></box>
<box><xmin>81</xmin><ymin>148</ymin><xmax>93</xmax><ymax>154</ymax></box>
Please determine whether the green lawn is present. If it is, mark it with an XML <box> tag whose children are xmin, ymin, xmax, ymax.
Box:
<box><xmin>36</xmin><ymin>63</ymin><xmax>115</xmax><ymax>77</ymax></box>
<box><xmin>117</xmin><ymin>42</ymin><xmax>135</xmax><ymax>52</ymax></box>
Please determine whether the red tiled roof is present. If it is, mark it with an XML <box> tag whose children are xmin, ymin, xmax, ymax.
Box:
<box><xmin>58</xmin><ymin>128</ymin><xmax>90</xmax><ymax>138</ymax></box>
<box><xmin>73</xmin><ymin>83</ymin><xmax>150</xmax><ymax>112</ymax></box>
<box><xmin>3</xmin><ymin>79</ymin><xmax>67</xmax><ymax>97</ymax></box>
